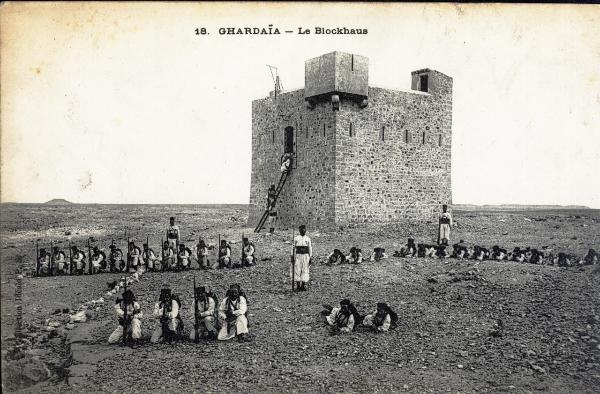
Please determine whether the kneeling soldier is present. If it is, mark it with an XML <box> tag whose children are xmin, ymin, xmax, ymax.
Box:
<box><xmin>53</xmin><ymin>246</ymin><xmax>68</xmax><ymax>275</ymax></box>
<box><xmin>109</xmin><ymin>244</ymin><xmax>125</xmax><ymax>272</ymax></box>
<box><xmin>178</xmin><ymin>243</ymin><xmax>192</xmax><ymax>270</ymax></box>
<box><xmin>38</xmin><ymin>248</ymin><xmax>51</xmax><ymax>276</ymax></box>
<box><xmin>190</xmin><ymin>286</ymin><xmax>218</xmax><ymax>341</ymax></box>
<box><xmin>400</xmin><ymin>238</ymin><xmax>417</xmax><ymax>258</ymax></box>
<box><xmin>326</xmin><ymin>249</ymin><xmax>346</xmax><ymax>265</ymax></box>
<box><xmin>151</xmin><ymin>288</ymin><xmax>183</xmax><ymax>343</ymax></box>
<box><xmin>347</xmin><ymin>247</ymin><xmax>363</xmax><ymax>264</ymax></box>
<box><xmin>143</xmin><ymin>243</ymin><xmax>160</xmax><ymax>272</ymax></box>
<box><xmin>370</xmin><ymin>247</ymin><xmax>388</xmax><ymax>262</ymax></box>
<box><xmin>108</xmin><ymin>289</ymin><xmax>143</xmax><ymax>345</ymax></box>
<box><xmin>71</xmin><ymin>246</ymin><xmax>86</xmax><ymax>275</ymax></box>
<box><xmin>242</xmin><ymin>238</ymin><xmax>257</xmax><ymax>267</ymax></box>
<box><xmin>90</xmin><ymin>246</ymin><xmax>107</xmax><ymax>274</ymax></box>
<box><xmin>362</xmin><ymin>303</ymin><xmax>398</xmax><ymax>333</ymax></box>
<box><xmin>580</xmin><ymin>249</ymin><xmax>599</xmax><ymax>266</ymax></box>
<box><xmin>218</xmin><ymin>240</ymin><xmax>232</xmax><ymax>269</ymax></box>
<box><xmin>197</xmin><ymin>239</ymin><xmax>214</xmax><ymax>269</ymax></box>
<box><xmin>162</xmin><ymin>241</ymin><xmax>176</xmax><ymax>271</ymax></box>
<box><xmin>218</xmin><ymin>284</ymin><xmax>249</xmax><ymax>341</ymax></box>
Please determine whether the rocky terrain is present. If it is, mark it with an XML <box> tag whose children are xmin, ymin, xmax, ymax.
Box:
<box><xmin>1</xmin><ymin>204</ymin><xmax>599</xmax><ymax>392</ymax></box>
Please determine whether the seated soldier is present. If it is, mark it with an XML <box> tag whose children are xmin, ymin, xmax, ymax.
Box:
<box><xmin>128</xmin><ymin>241</ymin><xmax>143</xmax><ymax>273</ymax></box>
<box><xmin>218</xmin><ymin>284</ymin><xmax>250</xmax><ymax>341</ymax></box>
<box><xmin>370</xmin><ymin>247</ymin><xmax>388</xmax><ymax>262</ymax></box>
<box><xmin>151</xmin><ymin>288</ymin><xmax>184</xmax><ymax>343</ymax></box>
<box><xmin>178</xmin><ymin>243</ymin><xmax>192</xmax><ymax>270</ymax></box>
<box><xmin>346</xmin><ymin>247</ymin><xmax>363</xmax><ymax>264</ymax></box>
<box><xmin>399</xmin><ymin>238</ymin><xmax>417</xmax><ymax>258</ymax></box>
<box><xmin>512</xmin><ymin>247</ymin><xmax>526</xmax><ymax>263</ymax></box>
<box><xmin>424</xmin><ymin>244</ymin><xmax>436</xmax><ymax>258</ymax></box>
<box><xmin>161</xmin><ymin>241</ymin><xmax>176</xmax><ymax>271</ymax></box>
<box><xmin>218</xmin><ymin>240</ymin><xmax>232</xmax><ymax>269</ymax></box>
<box><xmin>523</xmin><ymin>247</ymin><xmax>533</xmax><ymax>264</ymax></box>
<box><xmin>71</xmin><ymin>246</ymin><xmax>86</xmax><ymax>275</ymax></box>
<box><xmin>108</xmin><ymin>289</ymin><xmax>143</xmax><ymax>346</ymax></box>
<box><xmin>241</xmin><ymin>238</ymin><xmax>257</xmax><ymax>267</ymax></box>
<box><xmin>491</xmin><ymin>245</ymin><xmax>507</xmax><ymax>261</ymax></box>
<box><xmin>452</xmin><ymin>240</ymin><xmax>468</xmax><ymax>259</ymax></box>
<box><xmin>554</xmin><ymin>252</ymin><xmax>572</xmax><ymax>267</ymax></box>
<box><xmin>362</xmin><ymin>303</ymin><xmax>398</xmax><ymax>333</ymax></box>
<box><xmin>435</xmin><ymin>244</ymin><xmax>450</xmax><ymax>259</ymax></box>
<box><xmin>38</xmin><ymin>248</ymin><xmax>51</xmax><ymax>275</ymax></box>
<box><xmin>324</xmin><ymin>299</ymin><xmax>360</xmax><ymax>334</ymax></box>
<box><xmin>189</xmin><ymin>286</ymin><xmax>218</xmax><ymax>341</ymax></box>
<box><xmin>580</xmin><ymin>249</ymin><xmax>599</xmax><ymax>266</ymax></box>
<box><xmin>326</xmin><ymin>249</ymin><xmax>346</xmax><ymax>265</ymax></box>
<box><xmin>529</xmin><ymin>249</ymin><xmax>544</xmax><ymax>264</ymax></box>
<box><xmin>473</xmin><ymin>246</ymin><xmax>486</xmax><ymax>261</ymax></box>
<box><xmin>53</xmin><ymin>246</ymin><xmax>68</xmax><ymax>275</ymax></box>
<box><xmin>143</xmin><ymin>243</ymin><xmax>160</xmax><ymax>272</ymax></box>
<box><xmin>91</xmin><ymin>246</ymin><xmax>107</xmax><ymax>274</ymax></box>
<box><xmin>108</xmin><ymin>244</ymin><xmax>125</xmax><ymax>273</ymax></box>
<box><xmin>196</xmin><ymin>239</ymin><xmax>214</xmax><ymax>269</ymax></box>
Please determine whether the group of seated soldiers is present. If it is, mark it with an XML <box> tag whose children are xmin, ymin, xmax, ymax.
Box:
<box><xmin>394</xmin><ymin>238</ymin><xmax>599</xmax><ymax>267</ymax></box>
<box><xmin>321</xmin><ymin>299</ymin><xmax>398</xmax><ymax>334</ymax></box>
<box><xmin>325</xmin><ymin>247</ymin><xmax>388</xmax><ymax>265</ymax></box>
<box><xmin>108</xmin><ymin>283</ymin><xmax>250</xmax><ymax>347</ymax></box>
<box><xmin>36</xmin><ymin>237</ymin><xmax>257</xmax><ymax>276</ymax></box>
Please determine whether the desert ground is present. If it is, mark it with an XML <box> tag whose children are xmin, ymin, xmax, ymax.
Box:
<box><xmin>1</xmin><ymin>204</ymin><xmax>599</xmax><ymax>393</ymax></box>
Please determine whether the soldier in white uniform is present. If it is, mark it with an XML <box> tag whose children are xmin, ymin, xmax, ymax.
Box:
<box><xmin>218</xmin><ymin>284</ymin><xmax>249</xmax><ymax>341</ymax></box>
<box><xmin>196</xmin><ymin>239</ymin><xmax>214</xmax><ymax>269</ymax></box>
<box><xmin>90</xmin><ymin>246</ymin><xmax>106</xmax><ymax>273</ymax></box>
<box><xmin>241</xmin><ymin>238</ymin><xmax>256</xmax><ymax>267</ymax></box>
<box><xmin>71</xmin><ymin>246</ymin><xmax>86</xmax><ymax>275</ymax></box>
<box><xmin>189</xmin><ymin>286</ymin><xmax>218</xmax><ymax>341</ymax></box>
<box><xmin>362</xmin><ymin>303</ymin><xmax>397</xmax><ymax>333</ymax></box>
<box><xmin>38</xmin><ymin>248</ymin><xmax>51</xmax><ymax>275</ymax></box>
<box><xmin>177</xmin><ymin>243</ymin><xmax>192</xmax><ymax>270</ymax></box>
<box><xmin>218</xmin><ymin>240</ymin><xmax>232</xmax><ymax>269</ymax></box>
<box><xmin>162</xmin><ymin>241</ymin><xmax>176</xmax><ymax>271</ymax></box>
<box><xmin>438</xmin><ymin>204</ymin><xmax>453</xmax><ymax>246</ymax></box>
<box><xmin>142</xmin><ymin>243</ymin><xmax>160</xmax><ymax>272</ymax></box>
<box><xmin>325</xmin><ymin>299</ymin><xmax>358</xmax><ymax>334</ymax></box>
<box><xmin>52</xmin><ymin>246</ymin><xmax>67</xmax><ymax>275</ymax></box>
<box><xmin>166</xmin><ymin>217</ymin><xmax>180</xmax><ymax>251</ymax></box>
<box><xmin>151</xmin><ymin>288</ymin><xmax>183</xmax><ymax>343</ymax></box>
<box><xmin>108</xmin><ymin>289</ymin><xmax>143</xmax><ymax>345</ymax></box>
<box><xmin>291</xmin><ymin>225</ymin><xmax>312</xmax><ymax>291</ymax></box>
<box><xmin>128</xmin><ymin>241</ymin><xmax>143</xmax><ymax>272</ymax></box>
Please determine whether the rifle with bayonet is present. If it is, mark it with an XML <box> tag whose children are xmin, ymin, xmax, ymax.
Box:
<box><xmin>193</xmin><ymin>276</ymin><xmax>199</xmax><ymax>343</ymax></box>
<box><xmin>291</xmin><ymin>228</ymin><xmax>296</xmax><ymax>293</ymax></box>
<box><xmin>35</xmin><ymin>240</ymin><xmax>40</xmax><ymax>277</ymax></box>
<box><xmin>87</xmin><ymin>238</ymin><xmax>92</xmax><ymax>275</ymax></box>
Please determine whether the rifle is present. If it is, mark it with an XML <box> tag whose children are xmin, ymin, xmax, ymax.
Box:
<box><xmin>50</xmin><ymin>240</ymin><xmax>54</xmax><ymax>276</ymax></box>
<box><xmin>35</xmin><ymin>240</ymin><xmax>40</xmax><ymax>277</ymax></box>
<box><xmin>193</xmin><ymin>276</ymin><xmax>199</xmax><ymax>343</ymax></box>
<box><xmin>218</xmin><ymin>234</ymin><xmax>221</xmax><ymax>267</ymax></box>
<box><xmin>241</xmin><ymin>233</ymin><xmax>244</xmax><ymax>266</ymax></box>
<box><xmin>146</xmin><ymin>235</ymin><xmax>149</xmax><ymax>271</ymax></box>
<box><xmin>87</xmin><ymin>238</ymin><xmax>92</xmax><ymax>275</ymax></box>
<box><xmin>122</xmin><ymin>281</ymin><xmax>129</xmax><ymax>346</ymax></box>
<box><xmin>160</xmin><ymin>237</ymin><xmax>164</xmax><ymax>272</ymax></box>
<box><xmin>161</xmin><ymin>296</ymin><xmax>170</xmax><ymax>343</ymax></box>
<box><xmin>68</xmin><ymin>240</ymin><xmax>73</xmax><ymax>275</ymax></box>
<box><xmin>175</xmin><ymin>239</ymin><xmax>180</xmax><ymax>271</ymax></box>
<box><xmin>291</xmin><ymin>228</ymin><xmax>296</xmax><ymax>293</ymax></box>
<box><xmin>126</xmin><ymin>236</ymin><xmax>131</xmax><ymax>273</ymax></box>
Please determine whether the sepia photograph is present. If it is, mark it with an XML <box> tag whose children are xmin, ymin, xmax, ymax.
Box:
<box><xmin>1</xmin><ymin>2</ymin><xmax>599</xmax><ymax>392</ymax></box>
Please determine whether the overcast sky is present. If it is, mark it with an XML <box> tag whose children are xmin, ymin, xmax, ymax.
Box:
<box><xmin>2</xmin><ymin>3</ymin><xmax>599</xmax><ymax>207</ymax></box>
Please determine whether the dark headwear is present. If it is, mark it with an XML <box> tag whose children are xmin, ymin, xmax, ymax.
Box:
<box><xmin>159</xmin><ymin>288</ymin><xmax>171</xmax><ymax>302</ymax></box>
<box><xmin>123</xmin><ymin>289</ymin><xmax>135</xmax><ymax>304</ymax></box>
<box><xmin>169</xmin><ymin>217</ymin><xmax>175</xmax><ymax>221</ymax></box>
<box><xmin>198</xmin><ymin>239</ymin><xmax>206</xmax><ymax>248</ymax></box>
<box><xmin>299</xmin><ymin>225</ymin><xmax>306</xmax><ymax>230</ymax></box>
<box><xmin>340</xmin><ymin>299</ymin><xmax>351</xmax><ymax>307</ymax></box>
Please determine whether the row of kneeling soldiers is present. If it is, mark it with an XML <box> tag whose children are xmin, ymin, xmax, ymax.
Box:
<box><xmin>322</xmin><ymin>300</ymin><xmax>398</xmax><ymax>334</ymax></box>
<box><xmin>35</xmin><ymin>238</ymin><xmax>258</xmax><ymax>276</ymax></box>
<box><xmin>108</xmin><ymin>283</ymin><xmax>251</xmax><ymax>346</ymax></box>
<box><xmin>394</xmin><ymin>238</ymin><xmax>599</xmax><ymax>267</ymax></box>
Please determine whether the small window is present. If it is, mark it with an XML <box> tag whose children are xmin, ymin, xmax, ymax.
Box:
<box><xmin>405</xmin><ymin>129</ymin><xmax>409</xmax><ymax>143</ymax></box>
<box><xmin>438</xmin><ymin>134</ymin><xmax>442</xmax><ymax>147</ymax></box>
<box><xmin>323</xmin><ymin>124</ymin><xmax>326</xmax><ymax>137</ymax></box>
<box><xmin>272</xmin><ymin>129</ymin><xmax>275</xmax><ymax>144</ymax></box>
<box><xmin>349</xmin><ymin>122</ymin><xmax>354</xmax><ymax>137</ymax></box>
<box><xmin>422</xmin><ymin>131</ymin><xmax>426</xmax><ymax>145</ymax></box>
<box><xmin>351</xmin><ymin>54</ymin><xmax>354</xmax><ymax>71</ymax></box>
<box><xmin>419</xmin><ymin>75</ymin><xmax>428</xmax><ymax>92</ymax></box>
<box><xmin>380</xmin><ymin>126</ymin><xmax>385</xmax><ymax>141</ymax></box>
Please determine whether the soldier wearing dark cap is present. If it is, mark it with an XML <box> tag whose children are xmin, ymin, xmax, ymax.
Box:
<box><xmin>325</xmin><ymin>299</ymin><xmax>360</xmax><ymax>334</ymax></box>
<box><xmin>189</xmin><ymin>286</ymin><xmax>218</xmax><ymax>341</ymax></box>
<box><xmin>291</xmin><ymin>225</ymin><xmax>312</xmax><ymax>291</ymax></box>
<box><xmin>438</xmin><ymin>204</ymin><xmax>453</xmax><ymax>246</ymax></box>
<box><xmin>580</xmin><ymin>249</ymin><xmax>599</xmax><ymax>266</ymax></box>
<box><xmin>38</xmin><ymin>248</ymin><xmax>51</xmax><ymax>275</ymax></box>
<box><xmin>166</xmin><ymin>217</ymin><xmax>180</xmax><ymax>251</ymax></box>
<box><xmin>109</xmin><ymin>244</ymin><xmax>125</xmax><ymax>272</ymax></box>
<box><xmin>452</xmin><ymin>240</ymin><xmax>468</xmax><ymax>259</ymax></box>
<box><xmin>362</xmin><ymin>303</ymin><xmax>398</xmax><ymax>333</ymax></box>
<box><xmin>218</xmin><ymin>284</ymin><xmax>249</xmax><ymax>341</ymax></box>
<box><xmin>400</xmin><ymin>238</ymin><xmax>417</xmax><ymax>258</ymax></box>
<box><xmin>53</xmin><ymin>246</ymin><xmax>68</xmax><ymax>275</ymax></box>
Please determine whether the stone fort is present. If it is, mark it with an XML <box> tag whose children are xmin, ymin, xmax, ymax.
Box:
<box><xmin>249</xmin><ymin>51</ymin><xmax>452</xmax><ymax>229</ymax></box>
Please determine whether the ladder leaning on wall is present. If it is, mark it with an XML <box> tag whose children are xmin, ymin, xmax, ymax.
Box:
<box><xmin>254</xmin><ymin>170</ymin><xmax>290</xmax><ymax>233</ymax></box>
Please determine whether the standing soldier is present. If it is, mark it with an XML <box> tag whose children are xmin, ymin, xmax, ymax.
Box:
<box><xmin>189</xmin><ymin>286</ymin><xmax>218</xmax><ymax>341</ymax></box>
<box><xmin>53</xmin><ymin>246</ymin><xmax>68</xmax><ymax>275</ymax></box>
<box><xmin>143</xmin><ymin>243</ymin><xmax>160</xmax><ymax>272</ymax></box>
<box><xmin>266</xmin><ymin>185</ymin><xmax>277</xmax><ymax>234</ymax></box>
<box><xmin>438</xmin><ymin>204</ymin><xmax>453</xmax><ymax>246</ymax></box>
<box><xmin>291</xmin><ymin>225</ymin><xmax>312</xmax><ymax>291</ymax></box>
<box><xmin>166</xmin><ymin>217</ymin><xmax>180</xmax><ymax>251</ymax></box>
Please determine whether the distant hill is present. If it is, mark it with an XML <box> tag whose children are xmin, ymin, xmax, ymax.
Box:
<box><xmin>454</xmin><ymin>204</ymin><xmax>590</xmax><ymax>210</ymax></box>
<box><xmin>44</xmin><ymin>199</ymin><xmax>73</xmax><ymax>205</ymax></box>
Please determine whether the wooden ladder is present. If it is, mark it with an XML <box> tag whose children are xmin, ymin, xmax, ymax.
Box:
<box><xmin>254</xmin><ymin>170</ymin><xmax>290</xmax><ymax>233</ymax></box>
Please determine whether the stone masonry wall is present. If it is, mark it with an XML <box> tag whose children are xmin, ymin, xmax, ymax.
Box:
<box><xmin>334</xmin><ymin>79</ymin><xmax>452</xmax><ymax>224</ymax></box>
<box><xmin>249</xmin><ymin>89</ymin><xmax>337</xmax><ymax>228</ymax></box>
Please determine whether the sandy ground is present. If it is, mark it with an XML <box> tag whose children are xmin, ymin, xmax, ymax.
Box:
<box><xmin>1</xmin><ymin>204</ymin><xmax>599</xmax><ymax>392</ymax></box>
